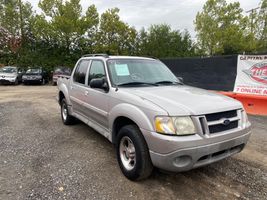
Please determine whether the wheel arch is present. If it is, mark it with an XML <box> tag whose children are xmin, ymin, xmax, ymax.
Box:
<box><xmin>57</xmin><ymin>83</ymin><xmax>71</xmax><ymax>106</ymax></box>
<box><xmin>110</xmin><ymin>103</ymin><xmax>154</xmax><ymax>144</ymax></box>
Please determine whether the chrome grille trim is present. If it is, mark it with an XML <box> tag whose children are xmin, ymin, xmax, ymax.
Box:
<box><xmin>193</xmin><ymin>109</ymin><xmax>241</xmax><ymax>135</ymax></box>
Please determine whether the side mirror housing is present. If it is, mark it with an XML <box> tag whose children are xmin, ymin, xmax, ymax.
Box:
<box><xmin>90</xmin><ymin>78</ymin><xmax>109</xmax><ymax>92</ymax></box>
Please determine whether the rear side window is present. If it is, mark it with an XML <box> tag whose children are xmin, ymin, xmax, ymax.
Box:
<box><xmin>88</xmin><ymin>60</ymin><xmax>106</xmax><ymax>84</ymax></box>
<box><xmin>73</xmin><ymin>60</ymin><xmax>90</xmax><ymax>84</ymax></box>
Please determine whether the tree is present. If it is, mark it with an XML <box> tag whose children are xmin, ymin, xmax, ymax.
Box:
<box><xmin>0</xmin><ymin>0</ymin><xmax>33</xmax><ymax>54</ymax></box>
<box><xmin>137</xmin><ymin>24</ymin><xmax>196</xmax><ymax>58</ymax></box>
<box><xmin>37</xmin><ymin>0</ymin><xmax>99</xmax><ymax>52</ymax></box>
<box><xmin>195</xmin><ymin>0</ymin><xmax>250</xmax><ymax>55</ymax></box>
<box><xmin>96</xmin><ymin>8</ymin><xmax>137</xmax><ymax>55</ymax></box>
<box><xmin>256</xmin><ymin>0</ymin><xmax>267</xmax><ymax>51</ymax></box>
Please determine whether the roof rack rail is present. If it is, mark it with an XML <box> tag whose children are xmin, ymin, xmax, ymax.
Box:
<box><xmin>82</xmin><ymin>54</ymin><xmax>109</xmax><ymax>58</ymax></box>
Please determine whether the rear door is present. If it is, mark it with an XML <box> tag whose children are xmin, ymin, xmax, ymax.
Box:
<box><xmin>69</xmin><ymin>59</ymin><xmax>91</xmax><ymax>117</ymax></box>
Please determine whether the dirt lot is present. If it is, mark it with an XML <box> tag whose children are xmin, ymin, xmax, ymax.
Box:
<box><xmin>0</xmin><ymin>85</ymin><xmax>266</xmax><ymax>200</ymax></box>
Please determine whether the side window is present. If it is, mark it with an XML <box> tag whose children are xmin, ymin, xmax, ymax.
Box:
<box><xmin>73</xmin><ymin>60</ymin><xmax>90</xmax><ymax>84</ymax></box>
<box><xmin>88</xmin><ymin>60</ymin><xmax>106</xmax><ymax>84</ymax></box>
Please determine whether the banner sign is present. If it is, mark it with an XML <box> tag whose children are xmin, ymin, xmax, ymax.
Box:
<box><xmin>234</xmin><ymin>55</ymin><xmax>267</xmax><ymax>96</ymax></box>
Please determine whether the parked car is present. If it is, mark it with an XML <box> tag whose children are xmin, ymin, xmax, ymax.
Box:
<box><xmin>0</xmin><ymin>66</ymin><xmax>25</xmax><ymax>85</ymax></box>
<box><xmin>52</xmin><ymin>67</ymin><xmax>71</xmax><ymax>85</ymax></box>
<box><xmin>57</xmin><ymin>54</ymin><xmax>251</xmax><ymax>181</ymax></box>
<box><xmin>22</xmin><ymin>68</ymin><xmax>49</xmax><ymax>85</ymax></box>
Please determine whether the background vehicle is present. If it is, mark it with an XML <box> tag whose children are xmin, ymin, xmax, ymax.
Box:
<box><xmin>0</xmin><ymin>66</ymin><xmax>25</xmax><ymax>85</ymax></box>
<box><xmin>22</xmin><ymin>68</ymin><xmax>49</xmax><ymax>85</ymax></box>
<box><xmin>57</xmin><ymin>54</ymin><xmax>251</xmax><ymax>181</ymax></box>
<box><xmin>52</xmin><ymin>67</ymin><xmax>71</xmax><ymax>85</ymax></box>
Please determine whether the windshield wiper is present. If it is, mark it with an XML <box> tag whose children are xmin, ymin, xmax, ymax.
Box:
<box><xmin>117</xmin><ymin>82</ymin><xmax>158</xmax><ymax>87</ymax></box>
<box><xmin>154</xmin><ymin>81</ymin><xmax>183</xmax><ymax>85</ymax></box>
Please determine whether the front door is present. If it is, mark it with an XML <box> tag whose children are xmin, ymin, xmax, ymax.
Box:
<box><xmin>83</xmin><ymin>60</ymin><xmax>109</xmax><ymax>129</ymax></box>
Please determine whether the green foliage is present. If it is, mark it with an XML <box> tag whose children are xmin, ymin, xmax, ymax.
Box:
<box><xmin>2</xmin><ymin>0</ymin><xmax>265</xmax><ymax>69</ymax></box>
<box><xmin>195</xmin><ymin>0</ymin><xmax>266</xmax><ymax>55</ymax></box>
<box><xmin>256</xmin><ymin>0</ymin><xmax>267</xmax><ymax>51</ymax></box>
<box><xmin>137</xmin><ymin>24</ymin><xmax>197</xmax><ymax>58</ymax></box>
<box><xmin>38</xmin><ymin>0</ymin><xmax>99</xmax><ymax>50</ymax></box>
<box><xmin>195</xmin><ymin>0</ymin><xmax>248</xmax><ymax>55</ymax></box>
<box><xmin>96</xmin><ymin>8</ymin><xmax>137</xmax><ymax>55</ymax></box>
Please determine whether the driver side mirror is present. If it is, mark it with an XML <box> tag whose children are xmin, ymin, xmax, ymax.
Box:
<box><xmin>90</xmin><ymin>78</ymin><xmax>109</xmax><ymax>92</ymax></box>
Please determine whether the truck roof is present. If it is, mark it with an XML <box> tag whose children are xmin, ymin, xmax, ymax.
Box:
<box><xmin>82</xmin><ymin>54</ymin><xmax>156</xmax><ymax>60</ymax></box>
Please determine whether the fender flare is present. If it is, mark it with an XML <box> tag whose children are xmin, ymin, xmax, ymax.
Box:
<box><xmin>109</xmin><ymin>103</ymin><xmax>154</xmax><ymax>143</ymax></box>
<box><xmin>58</xmin><ymin>83</ymin><xmax>71</xmax><ymax>106</ymax></box>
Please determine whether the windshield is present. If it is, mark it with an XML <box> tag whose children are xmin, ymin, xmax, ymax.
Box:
<box><xmin>26</xmin><ymin>68</ymin><xmax>41</xmax><ymax>74</ymax></box>
<box><xmin>107</xmin><ymin>59</ymin><xmax>178</xmax><ymax>86</ymax></box>
<box><xmin>0</xmin><ymin>67</ymin><xmax>17</xmax><ymax>73</ymax></box>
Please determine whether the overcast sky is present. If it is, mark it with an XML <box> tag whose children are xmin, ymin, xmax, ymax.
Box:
<box><xmin>26</xmin><ymin>0</ymin><xmax>260</xmax><ymax>39</ymax></box>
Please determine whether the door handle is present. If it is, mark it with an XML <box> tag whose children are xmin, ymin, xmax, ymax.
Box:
<box><xmin>84</xmin><ymin>91</ymin><xmax>89</xmax><ymax>96</ymax></box>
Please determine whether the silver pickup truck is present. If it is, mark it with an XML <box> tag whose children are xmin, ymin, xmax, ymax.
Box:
<box><xmin>57</xmin><ymin>54</ymin><xmax>251</xmax><ymax>180</ymax></box>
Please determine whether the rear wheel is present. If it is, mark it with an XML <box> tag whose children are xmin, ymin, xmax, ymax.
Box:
<box><xmin>61</xmin><ymin>98</ymin><xmax>76</xmax><ymax>125</ymax></box>
<box><xmin>116</xmin><ymin>124</ymin><xmax>153</xmax><ymax>181</ymax></box>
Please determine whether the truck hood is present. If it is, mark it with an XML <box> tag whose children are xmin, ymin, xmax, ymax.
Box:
<box><xmin>126</xmin><ymin>85</ymin><xmax>243</xmax><ymax>116</ymax></box>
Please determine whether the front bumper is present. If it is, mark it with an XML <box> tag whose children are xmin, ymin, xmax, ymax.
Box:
<box><xmin>0</xmin><ymin>77</ymin><xmax>16</xmax><ymax>84</ymax></box>
<box><xmin>141</xmin><ymin>126</ymin><xmax>251</xmax><ymax>172</ymax></box>
<box><xmin>22</xmin><ymin>79</ymin><xmax>42</xmax><ymax>84</ymax></box>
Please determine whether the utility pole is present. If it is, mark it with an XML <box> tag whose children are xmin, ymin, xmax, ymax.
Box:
<box><xmin>246</xmin><ymin>7</ymin><xmax>260</xmax><ymax>34</ymax></box>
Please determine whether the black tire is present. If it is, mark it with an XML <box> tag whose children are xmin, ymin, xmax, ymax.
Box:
<box><xmin>14</xmin><ymin>78</ymin><xmax>18</xmax><ymax>85</ymax></box>
<box><xmin>61</xmin><ymin>98</ymin><xmax>76</xmax><ymax>125</ymax></box>
<box><xmin>116</xmin><ymin>124</ymin><xmax>153</xmax><ymax>181</ymax></box>
<box><xmin>41</xmin><ymin>78</ymin><xmax>45</xmax><ymax>85</ymax></box>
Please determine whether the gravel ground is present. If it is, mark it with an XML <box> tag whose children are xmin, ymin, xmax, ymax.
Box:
<box><xmin>0</xmin><ymin>85</ymin><xmax>266</xmax><ymax>200</ymax></box>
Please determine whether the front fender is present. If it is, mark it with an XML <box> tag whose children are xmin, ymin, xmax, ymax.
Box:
<box><xmin>109</xmin><ymin>103</ymin><xmax>154</xmax><ymax>142</ymax></box>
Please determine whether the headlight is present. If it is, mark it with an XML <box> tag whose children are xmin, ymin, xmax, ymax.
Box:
<box><xmin>22</xmin><ymin>75</ymin><xmax>27</xmax><ymax>79</ymax></box>
<box><xmin>155</xmin><ymin>116</ymin><xmax>196</xmax><ymax>136</ymax></box>
<box><xmin>36</xmin><ymin>75</ymin><xmax>42</xmax><ymax>79</ymax></box>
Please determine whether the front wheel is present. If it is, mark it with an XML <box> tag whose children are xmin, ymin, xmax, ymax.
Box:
<box><xmin>116</xmin><ymin>125</ymin><xmax>153</xmax><ymax>181</ymax></box>
<box><xmin>14</xmin><ymin>78</ymin><xmax>18</xmax><ymax>85</ymax></box>
<box><xmin>61</xmin><ymin>98</ymin><xmax>76</xmax><ymax>125</ymax></box>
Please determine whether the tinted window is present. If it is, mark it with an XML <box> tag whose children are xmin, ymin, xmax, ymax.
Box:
<box><xmin>0</xmin><ymin>67</ymin><xmax>17</xmax><ymax>73</ymax></box>
<box><xmin>73</xmin><ymin>60</ymin><xmax>90</xmax><ymax>84</ymax></box>
<box><xmin>54</xmin><ymin>67</ymin><xmax>71</xmax><ymax>75</ymax></box>
<box><xmin>26</xmin><ymin>69</ymin><xmax>41</xmax><ymax>74</ymax></box>
<box><xmin>88</xmin><ymin>60</ymin><xmax>106</xmax><ymax>84</ymax></box>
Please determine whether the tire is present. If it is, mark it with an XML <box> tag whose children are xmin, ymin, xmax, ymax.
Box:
<box><xmin>116</xmin><ymin>124</ymin><xmax>153</xmax><ymax>181</ymax></box>
<box><xmin>42</xmin><ymin>78</ymin><xmax>45</xmax><ymax>85</ymax></box>
<box><xmin>61</xmin><ymin>98</ymin><xmax>76</xmax><ymax>125</ymax></box>
<box><xmin>14</xmin><ymin>78</ymin><xmax>18</xmax><ymax>85</ymax></box>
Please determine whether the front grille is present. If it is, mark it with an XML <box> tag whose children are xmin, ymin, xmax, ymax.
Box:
<box><xmin>201</xmin><ymin>110</ymin><xmax>239</xmax><ymax>134</ymax></box>
<box><xmin>209</xmin><ymin>121</ymin><xmax>238</xmax><ymax>133</ymax></box>
<box><xmin>206</xmin><ymin>110</ymin><xmax>237</xmax><ymax>122</ymax></box>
